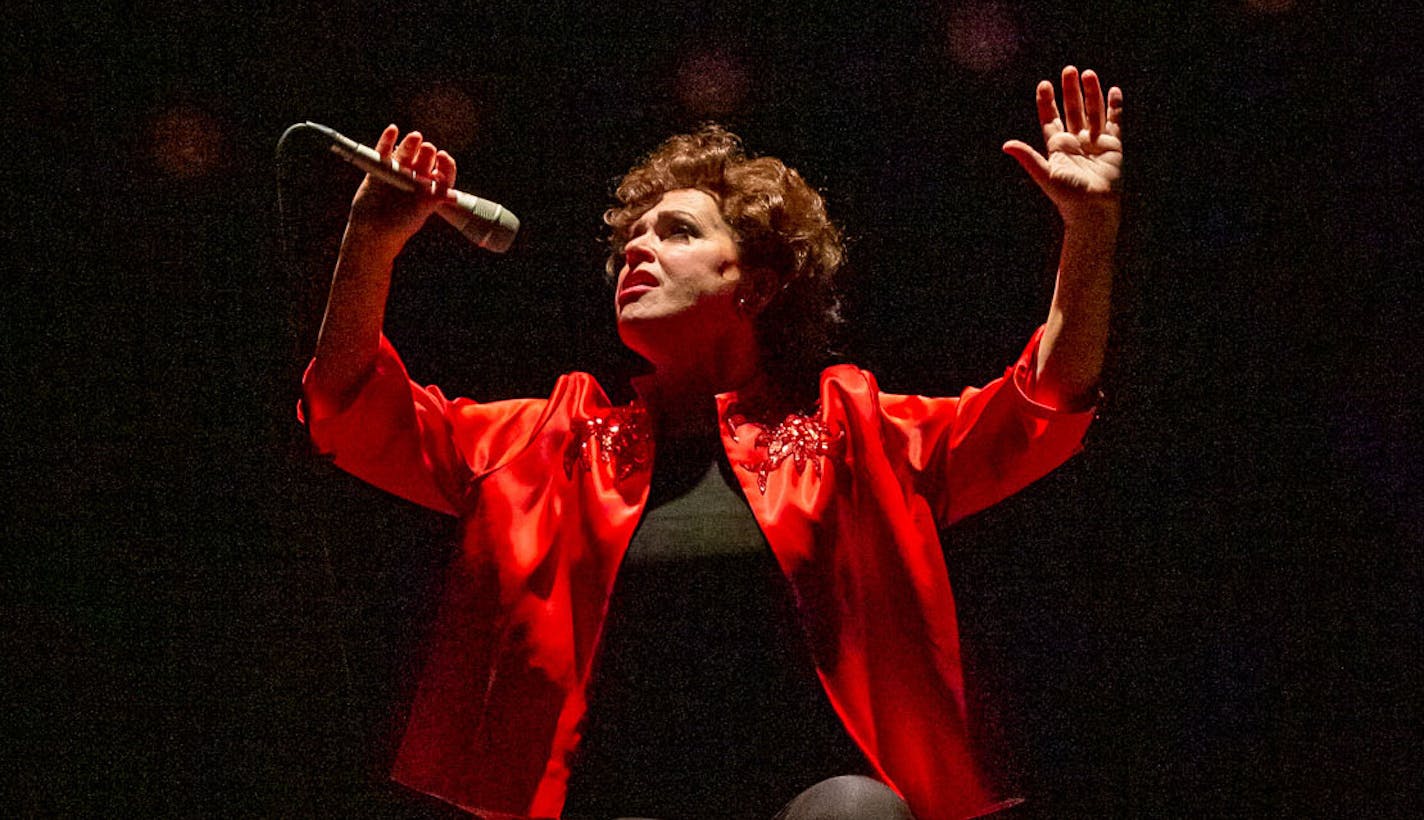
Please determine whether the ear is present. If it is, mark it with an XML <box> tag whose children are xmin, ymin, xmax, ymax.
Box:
<box><xmin>735</xmin><ymin>267</ymin><xmax>779</xmax><ymax>316</ymax></box>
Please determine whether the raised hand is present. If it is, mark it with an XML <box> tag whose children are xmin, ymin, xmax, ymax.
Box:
<box><xmin>311</xmin><ymin>126</ymin><xmax>460</xmax><ymax>395</ymax></box>
<box><xmin>346</xmin><ymin>125</ymin><xmax>458</xmax><ymax>255</ymax></box>
<box><xmin>1002</xmin><ymin>66</ymin><xmax>1122</xmax><ymax>228</ymax></box>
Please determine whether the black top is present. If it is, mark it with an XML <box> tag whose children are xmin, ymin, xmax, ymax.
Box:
<box><xmin>562</xmin><ymin>432</ymin><xmax>868</xmax><ymax>819</ymax></box>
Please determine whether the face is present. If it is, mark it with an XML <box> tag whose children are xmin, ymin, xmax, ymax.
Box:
<box><xmin>614</xmin><ymin>188</ymin><xmax>748</xmax><ymax>360</ymax></box>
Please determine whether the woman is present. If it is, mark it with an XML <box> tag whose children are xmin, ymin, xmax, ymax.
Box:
<box><xmin>302</xmin><ymin>66</ymin><xmax>1123</xmax><ymax>820</ymax></box>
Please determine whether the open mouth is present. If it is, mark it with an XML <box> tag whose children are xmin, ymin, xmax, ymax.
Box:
<box><xmin>618</xmin><ymin>269</ymin><xmax>658</xmax><ymax>307</ymax></box>
<box><xmin>618</xmin><ymin>284</ymin><xmax>655</xmax><ymax>305</ymax></box>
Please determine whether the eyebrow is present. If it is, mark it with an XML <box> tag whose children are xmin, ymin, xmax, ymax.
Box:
<box><xmin>630</xmin><ymin>208</ymin><xmax>705</xmax><ymax>235</ymax></box>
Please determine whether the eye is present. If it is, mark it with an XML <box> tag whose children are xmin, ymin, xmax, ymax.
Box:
<box><xmin>665</xmin><ymin>219</ymin><xmax>696</xmax><ymax>239</ymax></box>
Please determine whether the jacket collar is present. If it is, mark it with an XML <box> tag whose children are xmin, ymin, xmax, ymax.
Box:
<box><xmin>628</xmin><ymin>370</ymin><xmax>781</xmax><ymax>425</ymax></box>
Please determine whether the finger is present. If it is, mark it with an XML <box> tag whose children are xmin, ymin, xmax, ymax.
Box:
<box><xmin>1106</xmin><ymin>86</ymin><xmax>1124</xmax><ymax>138</ymax></box>
<box><xmin>394</xmin><ymin>131</ymin><xmax>423</xmax><ymax>168</ymax></box>
<box><xmin>375</xmin><ymin>124</ymin><xmax>399</xmax><ymax>159</ymax></box>
<box><xmin>1002</xmin><ymin>140</ymin><xmax>1051</xmax><ymax>191</ymax></box>
<box><xmin>1061</xmin><ymin>65</ymin><xmax>1085</xmax><ymax>135</ymax></box>
<box><xmin>1082</xmin><ymin>70</ymin><xmax>1105</xmax><ymax>141</ymax></box>
<box><xmin>434</xmin><ymin>150</ymin><xmax>457</xmax><ymax>192</ymax></box>
<box><xmin>411</xmin><ymin>142</ymin><xmax>438</xmax><ymax>179</ymax></box>
<box><xmin>1034</xmin><ymin>80</ymin><xmax>1062</xmax><ymax>137</ymax></box>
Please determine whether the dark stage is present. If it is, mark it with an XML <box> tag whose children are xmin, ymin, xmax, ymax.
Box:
<box><xmin>6</xmin><ymin>1</ymin><xmax>1418</xmax><ymax>816</ymax></box>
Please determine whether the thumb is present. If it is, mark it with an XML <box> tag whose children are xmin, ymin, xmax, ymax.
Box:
<box><xmin>1002</xmin><ymin>140</ymin><xmax>1050</xmax><ymax>190</ymax></box>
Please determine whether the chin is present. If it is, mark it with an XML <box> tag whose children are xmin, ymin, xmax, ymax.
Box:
<box><xmin>616</xmin><ymin>311</ymin><xmax>679</xmax><ymax>365</ymax></box>
<box><xmin>616</xmin><ymin>314</ymin><xmax>655</xmax><ymax>356</ymax></box>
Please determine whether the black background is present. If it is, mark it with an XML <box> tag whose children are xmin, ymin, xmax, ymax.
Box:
<box><xmin>6</xmin><ymin>1</ymin><xmax>1419</xmax><ymax>816</ymax></box>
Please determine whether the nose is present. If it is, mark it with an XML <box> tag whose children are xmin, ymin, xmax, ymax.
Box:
<box><xmin>624</xmin><ymin>232</ymin><xmax>655</xmax><ymax>269</ymax></box>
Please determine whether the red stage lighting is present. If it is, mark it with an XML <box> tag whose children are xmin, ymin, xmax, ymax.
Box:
<box><xmin>946</xmin><ymin>2</ymin><xmax>1020</xmax><ymax>74</ymax></box>
<box><xmin>677</xmin><ymin>49</ymin><xmax>749</xmax><ymax>117</ymax></box>
<box><xmin>149</xmin><ymin>105</ymin><xmax>224</xmax><ymax>179</ymax></box>
<box><xmin>407</xmin><ymin>83</ymin><xmax>480</xmax><ymax>153</ymax></box>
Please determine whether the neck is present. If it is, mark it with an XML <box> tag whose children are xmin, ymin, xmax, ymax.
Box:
<box><xmin>637</xmin><ymin>334</ymin><xmax>761</xmax><ymax>438</ymax></box>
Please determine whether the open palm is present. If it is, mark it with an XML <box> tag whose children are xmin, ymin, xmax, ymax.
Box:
<box><xmin>1003</xmin><ymin>66</ymin><xmax>1123</xmax><ymax>223</ymax></box>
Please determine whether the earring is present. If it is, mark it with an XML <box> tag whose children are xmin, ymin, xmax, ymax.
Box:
<box><xmin>736</xmin><ymin>294</ymin><xmax>752</xmax><ymax>316</ymax></box>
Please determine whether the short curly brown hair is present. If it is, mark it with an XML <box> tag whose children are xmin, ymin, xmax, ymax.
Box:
<box><xmin>605</xmin><ymin>125</ymin><xmax>845</xmax><ymax>394</ymax></box>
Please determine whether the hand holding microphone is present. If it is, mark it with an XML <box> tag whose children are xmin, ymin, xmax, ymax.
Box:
<box><xmin>306</xmin><ymin>122</ymin><xmax>519</xmax><ymax>253</ymax></box>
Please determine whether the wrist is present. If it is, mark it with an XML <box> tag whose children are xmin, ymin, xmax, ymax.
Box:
<box><xmin>1060</xmin><ymin>201</ymin><xmax>1121</xmax><ymax>235</ymax></box>
<box><xmin>339</xmin><ymin>221</ymin><xmax>406</xmax><ymax>263</ymax></box>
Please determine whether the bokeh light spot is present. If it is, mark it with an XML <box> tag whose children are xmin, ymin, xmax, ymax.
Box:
<box><xmin>677</xmin><ymin>50</ymin><xmax>749</xmax><ymax>117</ymax></box>
<box><xmin>1245</xmin><ymin>0</ymin><xmax>1295</xmax><ymax>12</ymax></box>
<box><xmin>149</xmin><ymin>105</ymin><xmax>224</xmax><ymax>179</ymax></box>
<box><xmin>407</xmin><ymin>83</ymin><xmax>480</xmax><ymax>153</ymax></box>
<box><xmin>947</xmin><ymin>2</ymin><xmax>1020</xmax><ymax>74</ymax></box>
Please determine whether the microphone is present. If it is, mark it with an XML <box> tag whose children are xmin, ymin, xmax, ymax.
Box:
<box><xmin>301</xmin><ymin>121</ymin><xmax>519</xmax><ymax>253</ymax></box>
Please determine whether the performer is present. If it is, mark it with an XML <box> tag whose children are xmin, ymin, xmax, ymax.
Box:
<box><xmin>301</xmin><ymin>66</ymin><xmax>1123</xmax><ymax>820</ymax></box>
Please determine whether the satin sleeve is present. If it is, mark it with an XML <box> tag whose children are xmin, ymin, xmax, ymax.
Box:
<box><xmin>298</xmin><ymin>335</ymin><xmax>549</xmax><ymax>517</ymax></box>
<box><xmin>876</xmin><ymin>326</ymin><xmax>1097</xmax><ymax>526</ymax></box>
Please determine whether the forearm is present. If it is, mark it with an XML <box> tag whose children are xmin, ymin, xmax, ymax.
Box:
<box><xmin>308</xmin><ymin>226</ymin><xmax>402</xmax><ymax>402</ymax></box>
<box><xmin>1034</xmin><ymin>214</ymin><xmax>1118</xmax><ymax>408</ymax></box>
<box><xmin>307</xmin><ymin>125</ymin><xmax>459</xmax><ymax>404</ymax></box>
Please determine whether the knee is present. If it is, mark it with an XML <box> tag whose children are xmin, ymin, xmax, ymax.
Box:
<box><xmin>780</xmin><ymin>775</ymin><xmax>915</xmax><ymax>820</ymax></box>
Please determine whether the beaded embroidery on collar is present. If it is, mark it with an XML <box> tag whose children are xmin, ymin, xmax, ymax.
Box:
<box><xmin>564</xmin><ymin>404</ymin><xmax>653</xmax><ymax>482</ymax></box>
<box><xmin>565</xmin><ymin>401</ymin><xmax>843</xmax><ymax>493</ymax></box>
<box><xmin>730</xmin><ymin>410</ymin><xmax>845</xmax><ymax>494</ymax></box>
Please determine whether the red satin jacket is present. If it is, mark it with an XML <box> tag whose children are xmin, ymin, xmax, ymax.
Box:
<box><xmin>300</xmin><ymin>326</ymin><xmax>1094</xmax><ymax>820</ymax></box>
